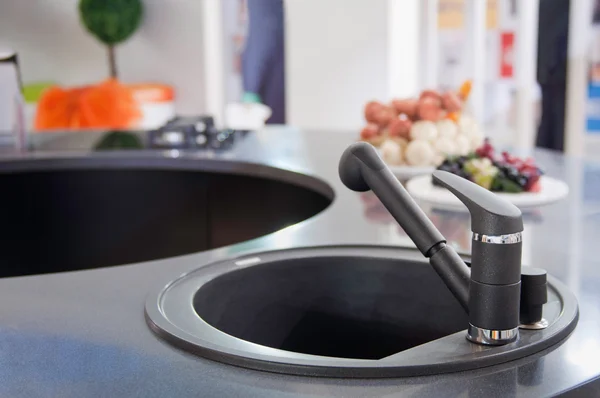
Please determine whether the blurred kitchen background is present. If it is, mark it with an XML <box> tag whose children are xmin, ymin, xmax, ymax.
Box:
<box><xmin>1</xmin><ymin>0</ymin><xmax>599</xmax><ymax>156</ymax></box>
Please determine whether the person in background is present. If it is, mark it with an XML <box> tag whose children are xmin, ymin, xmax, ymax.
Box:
<box><xmin>241</xmin><ymin>0</ymin><xmax>285</xmax><ymax>124</ymax></box>
<box><xmin>536</xmin><ymin>0</ymin><xmax>570</xmax><ymax>152</ymax></box>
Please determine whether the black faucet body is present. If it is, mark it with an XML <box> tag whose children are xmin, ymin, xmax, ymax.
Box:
<box><xmin>339</xmin><ymin>142</ymin><xmax>525</xmax><ymax>345</ymax></box>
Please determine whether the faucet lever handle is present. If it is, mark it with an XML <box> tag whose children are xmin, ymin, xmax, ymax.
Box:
<box><xmin>432</xmin><ymin>171</ymin><xmax>523</xmax><ymax>235</ymax></box>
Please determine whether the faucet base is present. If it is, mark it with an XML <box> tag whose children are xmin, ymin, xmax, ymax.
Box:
<box><xmin>466</xmin><ymin>324</ymin><xmax>519</xmax><ymax>346</ymax></box>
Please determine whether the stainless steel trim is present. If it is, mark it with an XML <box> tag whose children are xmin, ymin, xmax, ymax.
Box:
<box><xmin>520</xmin><ymin>318</ymin><xmax>549</xmax><ymax>330</ymax></box>
<box><xmin>234</xmin><ymin>257</ymin><xmax>261</xmax><ymax>267</ymax></box>
<box><xmin>195</xmin><ymin>134</ymin><xmax>207</xmax><ymax>145</ymax></box>
<box><xmin>466</xmin><ymin>324</ymin><xmax>519</xmax><ymax>345</ymax></box>
<box><xmin>472</xmin><ymin>232</ymin><xmax>522</xmax><ymax>244</ymax></box>
<box><xmin>156</xmin><ymin>131</ymin><xmax>185</xmax><ymax>145</ymax></box>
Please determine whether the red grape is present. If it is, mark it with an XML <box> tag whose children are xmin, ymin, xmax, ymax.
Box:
<box><xmin>528</xmin><ymin>179</ymin><xmax>542</xmax><ymax>192</ymax></box>
<box><xmin>476</xmin><ymin>139</ymin><xmax>495</xmax><ymax>159</ymax></box>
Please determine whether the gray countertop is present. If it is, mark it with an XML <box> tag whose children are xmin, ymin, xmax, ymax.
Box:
<box><xmin>0</xmin><ymin>128</ymin><xmax>599</xmax><ymax>397</ymax></box>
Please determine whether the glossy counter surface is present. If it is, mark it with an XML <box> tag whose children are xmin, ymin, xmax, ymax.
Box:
<box><xmin>0</xmin><ymin>128</ymin><xmax>599</xmax><ymax>397</ymax></box>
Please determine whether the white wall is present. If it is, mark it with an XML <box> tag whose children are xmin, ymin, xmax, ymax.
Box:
<box><xmin>284</xmin><ymin>0</ymin><xmax>392</xmax><ymax>131</ymax></box>
<box><xmin>0</xmin><ymin>0</ymin><xmax>206</xmax><ymax>115</ymax></box>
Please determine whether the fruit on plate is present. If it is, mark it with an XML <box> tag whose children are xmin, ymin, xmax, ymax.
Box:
<box><xmin>433</xmin><ymin>136</ymin><xmax>459</xmax><ymax>158</ymax></box>
<box><xmin>380</xmin><ymin>139</ymin><xmax>404</xmax><ymax>165</ymax></box>
<box><xmin>441</xmin><ymin>91</ymin><xmax>463</xmax><ymax>112</ymax></box>
<box><xmin>360</xmin><ymin>123</ymin><xmax>385</xmax><ymax>146</ymax></box>
<box><xmin>454</xmin><ymin>134</ymin><xmax>471</xmax><ymax>156</ymax></box>
<box><xmin>391</xmin><ymin>98</ymin><xmax>418</xmax><ymax>119</ymax></box>
<box><xmin>365</xmin><ymin>101</ymin><xmax>395</xmax><ymax>126</ymax></box>
<box><xmin>359</xmin><ymin>80</ymin><xmax>485</xmax><ymax>167</ymax></box>
<box><xmin>433</xmin><ymin>139</ymin><xmax>544</xmax><ymax>193</ymax></box>
<box><xmin>436</xmin><ymin>119</ymin><xmax>458</xmax><ymax>139</ymax></box>
<box><xmin>405</xmin><ymin>140</ymin><xmax>436</xmax><ymax>167</ymax></box>
<box><xmin>387</xmin><ymin>114</ymin><xmax>412</xmax><ymax>139</ymax></box>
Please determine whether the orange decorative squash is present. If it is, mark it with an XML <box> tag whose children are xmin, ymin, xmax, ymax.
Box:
<box><xmin>35</xmin><ymin>79</ymin><xmax>141</xmax><ymax>131</ymax></box>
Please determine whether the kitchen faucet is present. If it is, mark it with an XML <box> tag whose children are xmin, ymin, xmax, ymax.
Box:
<box><xmin>339</xmin><ymin>142</ymin><xmax>547</xmax><ymax>346</ymax></box>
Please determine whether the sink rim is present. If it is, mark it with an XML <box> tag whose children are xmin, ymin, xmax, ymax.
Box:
<box><xmin>145</xmin><ymin>245</ymin><xmax>579</xmax><ymax>378</ymax></box>
<box><xmin>0</xmin><ymin>156</ymin><xmax>334</xmax><ymax>203</ymax></box>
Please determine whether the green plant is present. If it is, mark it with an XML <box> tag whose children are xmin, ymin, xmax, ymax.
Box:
<box><xmin>79</xmin><ymin>0</ymin><xmax>143</xmax><ymax>79</ymax></box>
<box><xmin>94</xmin><ymin>131</ymin><xmax>143</xmax><ymax>150</ymax></box>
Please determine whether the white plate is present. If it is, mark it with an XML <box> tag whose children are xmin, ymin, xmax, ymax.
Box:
<box><xmin>405</xmin><ymin>175</ymin><xmax>569</xmax><ymax>211</ymax></box>
<box><xmin>388</xmin><ymin>165</ymin><xmax>435</xmax><ymax>180</ymax></box>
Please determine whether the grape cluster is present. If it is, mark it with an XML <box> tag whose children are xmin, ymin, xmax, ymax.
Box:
<box><xmin>434</xmin><ymin>156</ymin><xmax>473</xmax><ymax>185</ymax></box>
<box><xmin>496</xmin><ymin>151</ymin><xmax>544</xmax><ymax>191</ymax></box>
<box><xmin>433</xmin><ymin>139</ymin><xmax>544</xmax><ymax>193</ymax></box>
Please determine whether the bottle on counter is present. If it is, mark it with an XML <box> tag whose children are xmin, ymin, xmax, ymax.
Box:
<box><xmin>0</xmin><ymin>49</ymin><xmax>26</xmax><ymax>151</ymax></box>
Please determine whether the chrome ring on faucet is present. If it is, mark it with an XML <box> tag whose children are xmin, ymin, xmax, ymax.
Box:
<box><xmin>467</xmin><ymin>324</ymin><xmax>519</xmax><ymax>345</ymax></box>
<box><xmin>472</xmin><ymin>232</ymin><xmax>522</xmax><ymax>244</ymax></box>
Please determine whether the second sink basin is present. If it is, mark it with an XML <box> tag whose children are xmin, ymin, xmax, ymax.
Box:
<box><xmin>0</xmin><ymin>158</ymin><xmax>332</xmax><ymax>277</ymax></box>
<box><xmin>146</xmin><ymin>246</ymin><xmax>578</xmax><ymax>378</ymax></box>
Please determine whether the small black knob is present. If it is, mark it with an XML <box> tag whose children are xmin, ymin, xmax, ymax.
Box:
<box><xmin>520</xmin><ymin>267</ymin><xmax>548</xmax><ymax>325</ymax></box>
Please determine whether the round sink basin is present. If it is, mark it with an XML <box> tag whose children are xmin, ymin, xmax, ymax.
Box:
<box><xmin>145</xmin><ymin>246</ymin><xmax>578</xmax><ymax>378</ymax></box>
<box><xmin>0</xmin><ymin>158</ymin><xmax>332</xmax><ymax>278</ymax></box>
<box><xmin>193</xmin><ymin>252</ymin><xmax>467</xmax><ymax>360</ymax></box>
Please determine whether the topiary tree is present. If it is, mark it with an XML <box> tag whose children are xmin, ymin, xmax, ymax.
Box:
<box><xmin>79</xmin><ymin>0</ymin><xmax>143</xmax><ymax>79</ymax></box>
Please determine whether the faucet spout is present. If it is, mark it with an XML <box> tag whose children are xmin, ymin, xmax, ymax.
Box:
<box><xmin>339</xmin><ymin>142</ymin><xmax>523</xmax><ymax>346</ymax></box>
<box><xmin>428</xmin><ymin>242</ymin><xmax>470</xmax><ymax>310</ymax></box>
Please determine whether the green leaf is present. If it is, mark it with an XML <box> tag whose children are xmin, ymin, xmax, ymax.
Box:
<box><xmin>491</xmin><ymin>176</ymin><xmax>524</xmax><ymax>193</ymax></box>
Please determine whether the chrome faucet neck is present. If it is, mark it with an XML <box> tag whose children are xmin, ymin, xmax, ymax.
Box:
<box><xmin>467</xmin><ymin>324</ymin><xmax>519</xmax><ymax>345</ymax></box>
<box><xmin>473</xmin><ymin>232</ymin><xmax>523</xmax><ymax>244</ymax></box>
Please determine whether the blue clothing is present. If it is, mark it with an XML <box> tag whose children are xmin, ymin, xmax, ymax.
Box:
<box><xmin>242</xmin><ymin>0</ymin><xmax>285</xmax><ymax>123</ymax></box>
<box><xmin>536</xmin><ymin>0</ymin><xmax>570</xmax><ymax>151</ymax></box>
<box><xmin>537</xmin><ymin>0</ymin><xmax>570</xmax><ymax>85</ymax></box>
